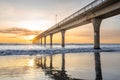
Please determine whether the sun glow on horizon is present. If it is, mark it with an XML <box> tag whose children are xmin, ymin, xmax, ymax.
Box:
<box><xmin>23</xmin><ymin>35</ymin><xmax>35</xmax><ymax>40</ymax></box>
<box><xmin>17</xmin><ymin>20</ymin><xmax>53</xmax><ymax>31</ymax></box>
<box><xmin>0</xmin><ymin>0</ymin><xmax>119</xmax><ymax>44</ymax></box>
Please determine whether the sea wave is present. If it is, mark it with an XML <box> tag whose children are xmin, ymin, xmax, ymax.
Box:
<box><xmin>0</xmin><ymin>47</ymin><xmax>120</xmax><ymax>56</ymax></box>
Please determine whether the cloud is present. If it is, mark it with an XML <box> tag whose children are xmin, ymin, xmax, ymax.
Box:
<box><xmin>0</xmin><ymin>27</ymin><xmax>42</xmax><ymax>36</ymax></box>
<box><xmin>0</xmin><ymin>3</ymin><xmax>45</xmax><ymax>21</ymax></box>
<box><xmin>0</xmin><ymin>0</ymin><xmax>94</xmax><ymax>24</ymax></box>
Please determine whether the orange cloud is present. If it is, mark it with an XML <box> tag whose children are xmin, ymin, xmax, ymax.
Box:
<box><xmin>0</xmin><ymin>27</ymin><xmax>41</xmax><ymax>36</ymax></box>
<box><xmin>0</xmin><ymin>27</ymin><xmax>42</xmax><ymax>43</ymax></box>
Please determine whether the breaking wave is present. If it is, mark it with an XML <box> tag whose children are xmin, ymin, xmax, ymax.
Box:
<box><xmin>0</xmin><ymin>47</ymin><xmax>120</xmax><ymax>56</ymax></box>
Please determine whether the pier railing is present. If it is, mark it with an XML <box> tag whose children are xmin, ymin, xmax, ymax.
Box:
<box><xmin>36</xmin><ymin>0</ymin><xmax>108</xmax><ymax>38</ymax></box>
<box><xmin>47</xmin><ymin>0</ymin><xmax>108</xmax><ymax>32</ymax></box>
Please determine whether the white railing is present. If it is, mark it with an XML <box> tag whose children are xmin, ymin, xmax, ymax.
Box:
<box><xmin>42</xmin><ymin>0</ymin><xmax>108</xmax><ymax>36</ymax></box>
<box><xmin>58</xmin><ymin>0</ymin><xmax>107</xmax><ymax>26</ymax></box>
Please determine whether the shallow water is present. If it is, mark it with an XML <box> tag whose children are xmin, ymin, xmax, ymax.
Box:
<box><xmin>0</xmin><ymin>51</ymin><xmax>120</xmax><ymax>80</ymax></box>
<box><xmin>0</xmin><ymin>44</ymin><xmax>120</xmax><ymax>56</ymax></box>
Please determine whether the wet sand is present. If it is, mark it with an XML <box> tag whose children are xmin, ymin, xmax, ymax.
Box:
<box><xmin>0</xmin><ymin>51</ymin><xmax>120</xmax><ymax>80</ymax></box>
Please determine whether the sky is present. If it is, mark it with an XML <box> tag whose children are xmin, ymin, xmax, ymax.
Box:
<box><xmin>0</xmin><ymin>0</ymin><xmax>120</xmax><ymax>44</ymax></box>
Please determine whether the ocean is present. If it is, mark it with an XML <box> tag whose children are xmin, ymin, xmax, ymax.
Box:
<box><xmin>0</xmin><ymin>44</ymin><xmax>120</xmax><ymax>80</ymax></box>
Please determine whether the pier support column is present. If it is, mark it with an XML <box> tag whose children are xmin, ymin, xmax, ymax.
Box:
<box><xmin>41</xmin><ymin>38</ymin><xmax>42</xmax><ymax>45</ymax></box>
<box><xmin>39</xmin><ymin>39</ymin><xmax>40</xmax><ymax>44</ymax></box>
<box><xmin>44</xmin><ymin>36</ymin><xmax>46</xmax><ymax>45</ymax></box>
<box><xmin>61</xmin><ymin>30</ymin><xmax>66</xmax><ymax>48</ymax></box>
<box><xmin>50</xmin><ymin>34</ymin><xmax>53</xmax><ymax>46</ymax></box>
<box><xmin>92</xmin><ymin>18</ymin><xmax>102</xmax><ymax>49</ymax></box>
<box><xmin>37</xmin><ymin>40</ymin><xmax>39</xmax><ymax>44</ymax></box>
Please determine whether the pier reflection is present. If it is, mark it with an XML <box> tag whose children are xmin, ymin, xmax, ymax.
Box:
<box><xmin>94</xmin><ymin>50</ymin><xmax>102</xmax><ymax>80</ymax></box>
<box><xmin>35</xmin><ymin>53</ymin><xmax>83</xmax><ymax>80</ymax></box>
<box><xmin>35</xmin><ymin>50</ymin><xmax>102</xmax><ymax>80</ymax></box>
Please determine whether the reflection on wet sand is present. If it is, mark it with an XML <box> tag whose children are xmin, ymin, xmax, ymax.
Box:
<box><xmin>0</xmin><ymin>50</ymin><xmax>104</xmax><ymax>80</ymax></box>
<box><xmin>0</xmin><ymin>56</ymin><xmax>35</xmax><ymax>79</ymax></box>
<box><xmin>34</xmin><ymin>50</ymin><xmax>103</xmax><ymax>80</ymax></box>
<box><xmin>0</xmin><ymin>66</ymin><xmax>29</xmax><ymax>77</ymax></box>
<box><xmin>94</xmin><ymin>50</ymin><xmax>102</xmax><ymax>80</ymax></box>
<box><xmin>35</xmin><ymin>53</ymin><xmax>84</xmax><ymax>80</ymax></box>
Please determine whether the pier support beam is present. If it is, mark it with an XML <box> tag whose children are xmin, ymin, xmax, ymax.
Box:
<box><xmin>38</xmin><ymin>39</ymin><xmax>40</xmax><ymax>44</ymax></box>
<box><xmin>61</xmin><ymin>30</ymin><xmax>66</xmax><ymax>48</ymax></box>
<box><xmin>44</xmin><ymin>36</ymin><xmax>46</xmax><ymax>45</ymax></box>
<box><xmin>92</xmin><ymin>18</ymin><xmax>102</xmax><ymax>49</ymax></box>
<box><xmin>50</xmin><ymin>34</ymin><xmax>53</xmax><ymax>46</ymax></box>
<box><xmin>37</xmin><ymin>40</ymin><xmax>39</xmax><ymax>44</ymax></box>
<box><xmin>41</xmin><ymin>38</ymin><xmax>42</xmax><ymax>45</ymax></box>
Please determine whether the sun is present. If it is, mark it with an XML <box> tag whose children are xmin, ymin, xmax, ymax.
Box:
<box><xmin>23</xmin><ymin>35</ymin><xmax>35</xmax><ymax>40</ymax></box>
<box><xmin>18</xmin><ymin>21</ymin><xmax>40</xmax><ymax>30</ymax></box>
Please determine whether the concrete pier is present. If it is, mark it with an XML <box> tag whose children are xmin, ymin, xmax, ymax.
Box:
<box><xmin>92</xmin><ymin>18</ymin><xmax>102</xmax><ymax>49</ymax></box>
<box><xmin>61</xmin><ymin>30</ymin><xmax>66</xmax><ymax>48</ymax></box>
<box><xmin>50</xmin><ymin>34</ymin><xmax>53</xmax><ymax>46</ymax></box>
<box><xmin>33</xmin><ymin>0</ymin><xmax>120</xmax><ymax>48</ymax></box>
<box><xmin>44</xmin><ymin>36</ymin><xmax>46</xmax><ymax>45</ymax></box>
<box><xmin>41</xmin><ymin>38</ymin><xmax>42</xmax><ymax>45</ymax></box>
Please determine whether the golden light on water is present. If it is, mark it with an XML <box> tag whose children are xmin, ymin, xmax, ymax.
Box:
<box><xmin>29</xmin><ymin>59</ymin><xmax>34</xmax><ymax>67</ymax></box>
